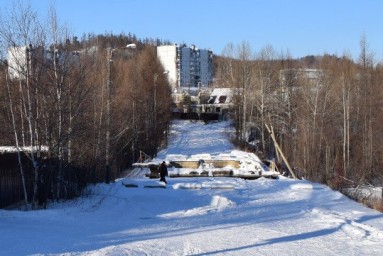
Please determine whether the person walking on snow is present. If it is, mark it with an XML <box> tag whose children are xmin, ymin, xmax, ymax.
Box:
<box><xmin>159</xmin><ymin>161</ymin><xmax>168</xmax><ymax>184</ymax></box>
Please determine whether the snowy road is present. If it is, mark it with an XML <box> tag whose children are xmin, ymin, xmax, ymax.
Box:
<box><xmin>157</xmin><ymin>120</ymin><xmax>235</xmax><ymax>158</ymax></box>
<box><xmin>1</xmin><ymin>120</ymin><xmax>383</xmax><ymax>255</ymax></box>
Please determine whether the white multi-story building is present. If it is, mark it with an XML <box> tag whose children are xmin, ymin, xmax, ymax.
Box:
<box><xmin>157</xmin><ymin>44</ymin><xmax>213</xmax><ymax>92</ymax></box>
<box><xmin>7</xmin><ymin>46</ymin><xmax>29</xmax><ymax>80</ymax></box>
<box><xmin>8</xmin><ymin>45</ymin><xmax>80</xmax><ymax>80</ymax></box>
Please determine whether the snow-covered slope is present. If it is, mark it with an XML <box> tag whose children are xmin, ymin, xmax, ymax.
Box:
<box><xmin>1</xmin><ymin>120</ymin><xmax>383</xmax><ymax>255</ymax></box>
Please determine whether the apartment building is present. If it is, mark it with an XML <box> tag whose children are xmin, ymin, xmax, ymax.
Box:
<box><xmin>8</xmin><ymin>45</ymin><xmax>79</xmax><ymax>80</ymax></box>
<box><xmin>7</xmin><ymin>46</ymin><xmax>30</xmax><ymax>80</ymax></box>
<box><xmin>157</xmin><ymin>44</ymin><xmax>213</xmax><ymax>91</ymax></box>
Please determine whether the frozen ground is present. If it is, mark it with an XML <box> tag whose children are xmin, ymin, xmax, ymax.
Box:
<box><xmin>1</xmin><ymin>120</ymin><xmax>383</xmax><ymax>255</ymax></box>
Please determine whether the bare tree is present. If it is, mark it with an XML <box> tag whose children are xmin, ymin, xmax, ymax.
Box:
<box><xmin>217</xmin><ymin>43</ymin><xmax>244</xmax><ymax>139</ymax></box>
<box><xmin>277</xmin><ymin>50</ymin><xmax>299</xmax><ymax>166</ymax></box>
<box><xmin>4</xmin><ymin>73</ymin><xmax>28</xmax><ymax>209</ymax></box>
<box><xmin>0</xmin><ymin>0</ymin><xmax>45</xmax><ymax>209</ymax></box>
<box><xmin>252</xmin><ymin>45</ymin><xmax>278</xmax><ymax>156</ymax></box>
<box><xmin>334</xmin><ymin>53</ymin><xmax>356</xmax><ymax>179</ymax></box>
<box><xmin>236</xmin><ymin>42</ymin><xmax>254</xmax><ymax>142</ymax></box>
<box><xmin>0</xmin><ymin>2</ymin><xmax>94</xmax><ymax>207</ymax></box>
<box><xmin>357</xmin><ymin>35</ymin><xmax>375</xmax><ymax>183</ymax></box>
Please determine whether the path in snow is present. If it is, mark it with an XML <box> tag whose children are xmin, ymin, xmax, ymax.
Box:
<box><xmin>127</xmin><ymin>119</ymin><xmax>235</xmax><ymax>178</ymax></box>
<box><xmin>157</xmin><ymin>120</ymin><xmax>235</xmax><ymax>158</ymax></box>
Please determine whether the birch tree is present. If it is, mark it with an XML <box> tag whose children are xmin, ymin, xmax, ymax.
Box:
<box><xmin>0</xmin><ymin>1</ymin><xmax>44</xmax><ymax>209</ymax></box>
<box><xmin>277</xmin><ymin>51</ymin><xmax>299</xmax><ymax>165</ymax></box>
<box><xmin>253</xmin><ymin>45</ymin><xmax>278</xmax><ymax>156</ymax></box>
<box><xmin>236</xmin><ymin>41</ymin><xmax>254</xmax><ymax>142</ymax></box>
<box><xmin>1</xmin><ymin>2</ymin><xmax>92</xmax><ymax>206</ymax></box>
<box><xmin>219</xmin><ymin>43</ymin><xmax>242</xmax><ymax>139</ymax></box>
<box><xmin>357</xmin><ymin>35</ymin><xmax>375</xmax><ymax>183</ymax></box>
<box><xmin>336</xmin><ymin>54</ymin><xmax>356</xmax><ymax>179</ymax></box>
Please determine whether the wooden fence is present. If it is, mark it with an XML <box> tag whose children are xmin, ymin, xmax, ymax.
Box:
<box><xmin>0</xmin><ymin>153</ymin><xmax>33</xmax><ymax>209</ymax></box>
<box><xmin>0</xmin><ymin>168</ymin><xmax>27</xmax><ymax>208</ymax></box>
<box><xmin>1</xmin><ymin>152</ymin><xmax>90</xmax><ymax>209</ymax></box>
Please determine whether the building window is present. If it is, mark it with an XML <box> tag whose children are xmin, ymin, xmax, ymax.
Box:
<box><xmin>218</xmin><ymin>96</ymin><xmax>227</xmax><ymax>103</ymax></box>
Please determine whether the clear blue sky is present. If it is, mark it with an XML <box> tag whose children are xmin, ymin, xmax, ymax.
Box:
<box><xmin>2</xmin><ymin>0</ymin><xmax>383</xmax><ymax>60</ymax></box>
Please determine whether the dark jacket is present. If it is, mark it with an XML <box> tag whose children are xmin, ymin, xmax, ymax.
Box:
<box><xmin>159</xmin><ymin>162</ymin><xmax>168</xmax><ymax>177</ymax></box>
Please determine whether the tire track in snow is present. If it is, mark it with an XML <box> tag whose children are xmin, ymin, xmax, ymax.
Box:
<box><xmin>310</xmin><ymin>208</ymin><xmax>383</xmax><ymax>243</ymax></box>
<box><xmin>159</xmin><ymin>195</ymin><xmax>235</xmax><ymax>218</ymax></box>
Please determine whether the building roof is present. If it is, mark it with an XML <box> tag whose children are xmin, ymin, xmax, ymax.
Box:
<box><xmin>208</xmin><ymin>88</ymin><xmax>234</xmax><ymax>104</ymax></box>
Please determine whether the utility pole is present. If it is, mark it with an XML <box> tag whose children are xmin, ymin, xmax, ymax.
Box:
<box><xmin>153</xmin><ymin>71</ymin><xmax>169</xmax><ymax>157</ymax></box>
<box><xmin>105</xmin><ymin>44</ymin><xmax>136</xmax><ymax>184</ymax></box>
<box><xmin>105</xmin><ymin>47</ymin><xmax>112</xmax><ymax>184</ymax></box>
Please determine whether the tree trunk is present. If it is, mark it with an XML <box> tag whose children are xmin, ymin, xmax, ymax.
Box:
<box><xmin>6</xmin><ymin>75</ymin><xmax>29</xmax><ymax>210</ymax></box>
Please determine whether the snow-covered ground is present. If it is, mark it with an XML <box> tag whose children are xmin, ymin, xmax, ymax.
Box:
<box><xmin>158</xmin><ymin>120</ymin><xmax>235</xmax><ymax>157</ymax></box>
<box><xmin>1</xmin><ymin>120</ymin><xmax>383</xmax><ymax>255</ymax></box>
<box><xmin>142</xmin><ymin>120</ymin><xmax>277</xmax><ymax>178</ymax></box>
